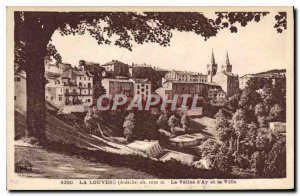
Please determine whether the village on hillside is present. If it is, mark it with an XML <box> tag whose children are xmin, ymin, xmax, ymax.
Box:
<box><xmin>14</xmin><ymin>49</ymin><xmax>287</xmax><ymax>179</ymax></box>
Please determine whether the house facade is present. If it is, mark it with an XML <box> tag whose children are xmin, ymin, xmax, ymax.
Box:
<box><xmin>131</xmin><ymin>78</ymin><xmax>151</xmax><ymax>100</ymax></box>
<box><xmin>46</xmin><ymin>68</ymin><xmax>94</xmax><ymax>108</ymax></box>
<box><xmin>101</xmin><ymin>77</ymin><xmax>134</xmax><ymax>97</ymax></box>
<box><xmin>208</xmin><ymin>88</ymin><xmax>226</xmax><ymax>100</ymax></box>
<box><xmin>101</xmin><ymin>60</ymin><xmax>130</xmax><ymax>77</ymax></box>
<box><xmin>156</xmin><ymin>79</ymin><xmax>221</xmax><ymax>105</ymax></box>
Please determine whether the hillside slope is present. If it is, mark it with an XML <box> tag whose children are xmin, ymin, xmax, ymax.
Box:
<box><xmin>14</xmin><ymin>110</ymin><xmax>135</xmax><ymax>155</ymax></box>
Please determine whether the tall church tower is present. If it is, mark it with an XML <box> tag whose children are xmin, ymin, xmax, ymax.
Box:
<box><xmin>222</xmin><ymin>51</ymin><xmax>232</xmax><ymax>73</ymax></box>
<box><xmin>207</xmin><ymin>49</ymin><xmax>218</xmax><ymax>82</ymax></box>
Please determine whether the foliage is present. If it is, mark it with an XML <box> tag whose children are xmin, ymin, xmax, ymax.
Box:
<box><xmin>84</xmin><ymin>107</ymin><xmax>99</xmax><ymax>134</ymax></box>
<box><xmin>251</xmin><ymin>133</ymin><xmax>286</xmax><ymax>178</ymax></box>
<box><xmin>135</xmin><ymin>111</ymin><xmax>160</xmax><ymax>140</ymax></box>
<box><xmin>168</xmin><ymin>115</ymin><xmax>180</xmax><ymax>134</ymax></box>
<box><xmin>181</xmin><ymin>114</ymin><xmax>190</xmax><ymax>132</ymax></box>
<box><xmin>264</xmin><ymin>135</ymin><xmax>286</xmax><ymax>177</ymax></box>
<box><xmin>269</xmin><ymin>104</ymin><xmax>284</xmax><ymax>122</ymax></box>
<box><xmin>15</xmin><ymin>159</ymin><xmax>33</xmax><ymax>173</ymax></box>
<box><xmin>251</xmin><ymin>151</ymin><xmax>266</xmax><ymax>176</ymax></box>
<box><xmin>200</xmin><ymin>139</ymin><xmax>232</xmax><ymax>173</ymax></box>
<box><xmin>260</xmin><ymin>83</ymin><xmax>276</xmax><ymax>110</ymax></box>
<box><xmin>239</xmin><ymin>88</ymin><xmax>261</xmax><ymax>110</ymax></box>
<box><xmin>156</xmin><ymin>110</ymin><xmax>170</xmax><ymax>131</ymax></box>
<box><xmin>225</xmin><ymin>90</ymin><xmax>241</xmax><ymax>111</ymax></box>
<box><xmin>255</xmin><ymin>130</ymin><xmax>272</xmax><ymax>151</ymax></box>
<box><xmin>215</xmin><ymin>110</ymin><xmax>233</xmax><ymax>142</ymax></box>
<box><xmin>45</xmin><ymin>43</ymin><xmax>62</xmax><ymax>64</ymax></box>
<box><xmin>274</xmin><ymin>12</ymin><xmax>287</xmax><ymax>33</ymax></box>
<box><xmin>123</xmin><ymin>112</ymin><xmax>136</xmax><ymax>142</ymax></box>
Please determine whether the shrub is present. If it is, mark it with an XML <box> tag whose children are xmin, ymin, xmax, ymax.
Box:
<box><xmin>15</xmin><ymin>159</ymin><xmax>32</xmax><ymax>173</ymax></box>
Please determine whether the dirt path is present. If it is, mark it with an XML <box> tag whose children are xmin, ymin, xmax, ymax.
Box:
<box><xmin>15</xmin><ymin>145</ymin><xmax>156</xmax><ymax>179</ymax></box>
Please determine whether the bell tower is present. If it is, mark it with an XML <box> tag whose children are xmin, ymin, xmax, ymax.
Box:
<box><xmin>207</xmin><ymin>49</ymin><xmax>218</xmax><ymax>82</ymax></box>
<box><xmin>222</xmin><ymin>50</ymin><xmax>232</xmax><ymax>73</ymax></box>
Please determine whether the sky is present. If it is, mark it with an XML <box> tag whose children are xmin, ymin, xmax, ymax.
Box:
<box><xmin>51</xmin><ymin>11</ymin><xmax>289</xmax><ymax>76</ymax></box>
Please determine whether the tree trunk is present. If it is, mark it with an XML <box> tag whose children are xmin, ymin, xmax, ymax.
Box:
<box><xmin>20</xmin><ymin>13</ymin><xmax>56</xmax><ymax>143</ymax></box>
<box><xmin>25</xmin><ymin>41</ymin><xmax>47</xmax><ymax>143</ymax></box>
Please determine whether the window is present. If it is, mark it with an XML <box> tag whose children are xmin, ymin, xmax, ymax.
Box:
<box><xmin>141</xmin><ymin>89</ymin><xmax>145</xmax><ymax>92</ymax></box>
<box><xmin>141</xmin><ymin>84</ymin><xmax>144</xmax><ymax>87</ymax></box>
<box><xmin>146</xmin><ymin>85</ymin><xmax>148</xmax><ymax>89</ymax></box>
<box><xmin>14</xmin><ymin>96</ymin><xmax>16</xmax><ymax>100</ymax></box>
<box><xmin>15</xmin><ymin>77</ymin><xmax>21</xmax><ymax>82</ymax></box>
<box><xmin>137</xmin><ymin>85</ymin><xmax>140</xmax><ymax>89</ymax></box>
<box><xmin>137</xmin><ymin>90</ymin><xmax>140</xmax><ymax>94</ymax></box>
<box><xmin>87</xmin><ymin>99</ymin><xmax>90</xmax><ymax>102</ymax></box>
<box><xmin>66</xmin><ymin>89</ymin><xmax>69</xmax><ymax>93</ymax></box>
<box><xmin>80</xmin><ymin>77</ymin><xmax>81</xmax><ymax>80</ymax></box>
<box><xmin>59</xmin><ymin>96</ymin><xmax>62</xmax><ymax>101</ymax></box>
<box><xmin>79</xmin><ymin>82</ymin><xmax>82</xmax><ymax>87</ymax></box>
<box><xmin>73</xmin><ymin>89</ymin><xmax>76</xmax><ymax>93</ymax></box>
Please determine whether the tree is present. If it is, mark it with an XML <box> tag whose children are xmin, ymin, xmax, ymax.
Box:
<box><xmin>232</xmin><ymin>109</ymin><xmax>248</xmax><ymax>156</ymax></box>
<box><xmin>246</xmin><ymin>122</ymin><xmax>259</xmax><ymax>157</ymax></box>
<box><xmin>225</xmin><ymin>90</ymin><xmax>241</xmax><ymax>111</ymax></box>
<box><xmin>269</xmin><ymin>104</ymin><xmax>283</xmax><ymax>122</ymax></box>
<box><xmin>260</xmin><ymin>83</ymin><xmax>276</xmax><ymax>110</ymax></box>
<box><xmin>14</xmin><ymin>10</ymin><xmax>280</xmax><ymax>142</ymax></box>
<box><xmin>215</xmin><ymin>110</ymin><xmax>233</xmax><ymax>143</ymax></box>
<box><xmin>200</xmin><ymin>139</ymin><xmax>232</xmax><ymax>172</ymax></box>
<box><xmin>156</xmin><ymin>110</ymin><xmax>169</xmax><ymax>131</ymax></box>
<box><xmin>254</xmin><ymin>103</ymin><xmax>266</xmax><ymax>117</ymax></box>
<box><xmin>84</xmin><ymin>107</ymin><xmax>99</xmax><ymax>134</ymax></box>
<box><xmin>251</xmin><ymin>151</ymin><xmax>266</xmax><ymax>176</ymax></box>
<box><xmin>264</xmin><ymin>135</ymin><xmax>286</xmax><ymax>177</ymax></box>
<box><xmin>239</xmin><ymin>88</ymin><xmax>261</xmax><ymax>110</ymax></box>
<box><xmin>181</xmin><ymin>114</ymin><xmax>190</xmax><ymax>132</ymax></box>
<box><xmin>168</xmin><ymin>115</ymin><xmax>180</xmax><ymax>134</ymax></box>
<box><xmin>45</xmin><ymin>43</ymin><xmax>62</xmax><ymax>64</ymax></box>
<box><xmin>123</xmin><ymin>113</ymin><xmax>136</xmax><ymax>142</ymax></box>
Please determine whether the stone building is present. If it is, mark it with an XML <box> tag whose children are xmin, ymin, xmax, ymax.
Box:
<box><xmin>207</xmin><ymin>50</ymin><xmax>239</xmax><ymax>97</ymax></box>
<box><xmin>156</xmin><ymin>79</ymin><xmax>221</xmax><ymax>105</ymax></box>
<box><xmin>239</xmin><ymin>74</ymin><xmax>255</xmax><ymax>89</ymax></box>
<box><xmin>101</xmin><ymin>77</ymin><xmax>152</xmax><ymax>100</ymax></box>
<box><xmin>131</xmin><ymin>78</ymin><xmax>151</xmax><ymax>100</ymax></box>
<box><xmin>101</xmin><ymin>60</ymin><xmax>130</xmax><ymax>77</ymax></box>
<box><xmin>165</xmin><ymin>70</ymin><xmax>207</xmax><ymax>82</ymax></box>
<box><xmin>101</xmin><ymin>77</ymin><xmax>134</xmax><ymax>97</ymax></box>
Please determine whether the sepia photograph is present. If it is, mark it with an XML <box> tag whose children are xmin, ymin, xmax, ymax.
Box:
<box><xmin>6</xmin><ymin>6</ymin><xmax>294</xmax><ymax>190</ymax></box>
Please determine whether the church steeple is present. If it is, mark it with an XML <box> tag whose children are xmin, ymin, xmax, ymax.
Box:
<box><xmin>207</xmin><ymin>48</ymin><xmax>218</xmax><ymax>82</ymax></box>
<box><xmin>226</xmin><ymin>50</ymin><xmax>230</xmax><ymax>66</ymax></box>
<box><xmin>211</xmin><ymin>49</ymin><xmax>216</xmax><ymax>65</ymax></box>
<box><xmin>222</xmin><ymin>50</ymin><xmax>232</xmax><ymax>73</ymax></box>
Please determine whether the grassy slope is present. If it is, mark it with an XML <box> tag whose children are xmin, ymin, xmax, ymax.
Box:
<box><xmin>15</xmin><ymin>110</ymin><xmax>135</xmax><ymax>155</ymax></box>
<box><xmin>15</xmin><ymin>145</ymin><xmax>155</xmax><ymax>179</ymax></box>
